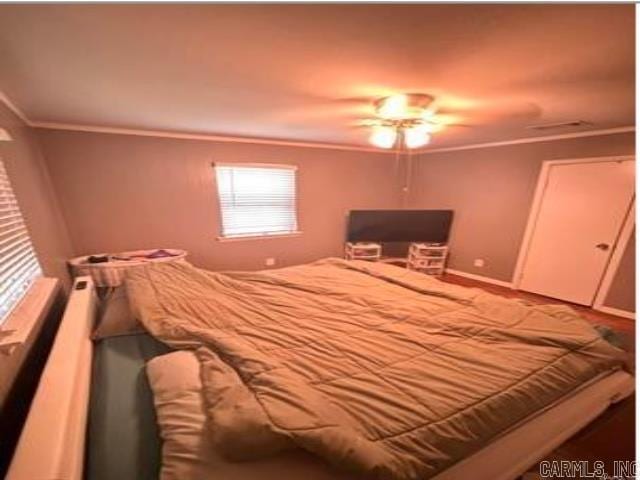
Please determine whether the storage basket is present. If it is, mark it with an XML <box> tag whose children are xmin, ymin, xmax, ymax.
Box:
<box><xmin>68</xmin><ymin>248</ymin><xmax>187</xmax><ymax>287</ymax></box>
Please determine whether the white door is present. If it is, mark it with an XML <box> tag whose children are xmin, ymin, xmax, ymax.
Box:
<box><xmin>519</xmin><ymin>159</ymin><xmax>635</xmax><ymax>305</ymax></box>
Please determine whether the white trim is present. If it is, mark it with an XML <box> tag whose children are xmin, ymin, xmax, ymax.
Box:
<box><xmin>592</xmin><ymin>305</ymin><xmax>635</xmax><ymax>320</ymax></box>
<box><xmin>512</xmin><ymin>159</ymin><xmax>561</xmax><ymax>288</ymax></box>
<box><xmin>0</xmin><ymin>277</ymin><xmax>60</xmax><ymax>355</ymax></box>
<box><xmin>216</xmin><ymin>231</ymin><xmax>303</xmax><ymax>242</ymax></box>
<box><xmin>593</xmin><ymin>201</ymin><xmax>635</xmax><ymax>311</ymax></box>
<box><xmin>32</xmin><ymin>122</ymin><xmax>637</xmax><ymax>156</ymax></box>
<box><xmin>1</xmin><ymin>92</ymin><xmax>633</xmax><ymax>155</ymax></box>
<box><xmin>445</xmin><ymin>268</ymin><xmax>514</xmax><ymax>289</ymax></box>
<box><xmin>512</xmin><ymin>156</ymin><xmax>635</xmax><ymax>304</ymax></box>
<box><xmin>31</xmin><ymin>121</ymin><xmax>385</xmax><ymax>153</ymax></box>
<box><xmin>0</xmin><ymin>91</ymin><xmax>384</xmax><ymax>153</ymax></box>
<box><xmin>418</xmin><ymin>127</ymin><xmax>635</xmax><ymax>154</ymax></box>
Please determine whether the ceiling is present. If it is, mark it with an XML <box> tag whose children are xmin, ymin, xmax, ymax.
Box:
<box><xmin>0</xmin><ymin>4</ymin><xmax>634</xmax><ymax>150</ymax></box>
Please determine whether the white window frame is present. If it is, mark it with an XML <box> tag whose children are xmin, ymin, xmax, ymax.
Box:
<box><xmin>0</xmin><ymin>157</ymin><xmax>58</xmax><ymax>354</ymax></box>
<box><xmin>0</xmin><ymin>277</ymin><xmax>60</xmax><ymax>354</ymax></box>
<box><xmin>213</xmin><ymin>162</ymin><xmax>302</xmax><ymax>241</ymax></box>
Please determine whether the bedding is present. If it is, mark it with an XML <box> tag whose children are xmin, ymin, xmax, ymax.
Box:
<box><xmin>92</xmin><ymin>286</ymin><xmax>145</xmax><ymax>339</ymax></box>
<box><xmin>147</xmin><ymin>350</ymin><xmax>633</xmax><ymax>480</ymax></box>
<box><xmin>146</xmin><ymin>349</ymin><xmax>358</xmax><ymax>480</ymax></box>
<box><xmin>127</xmin><ymin>258</ymin><xmax>627</xmax><ymax>480</ymax></box>
<box><xmin>87</xmin><ymin>333</ymin><xmax>171</xmax><ymax>480</ymax></box>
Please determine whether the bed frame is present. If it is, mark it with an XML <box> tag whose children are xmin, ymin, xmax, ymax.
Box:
<box><xmin>5</xmin><ymin>275</ymin><xmax>634</xmax><ymax>480</ymax></box>
<box><xmin>7</xmin><ymin>277</ymin><xmax>97</xmax><ymax>480</ymax></box>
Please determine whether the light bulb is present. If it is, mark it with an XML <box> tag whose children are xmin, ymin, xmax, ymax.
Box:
<box><xmin>377</xmin><ymin>94</ymin><xmax>408</xmax><ymax>119</ymax></box>
<box><xmin>404</xmin><ymin>125</ymin><xmax>431</xmax><ymax>149</ymax></box>
<box><xmin>369</xmin><ymin>126</ymin><xmax>397</xmax><ymax>149</ymax></box>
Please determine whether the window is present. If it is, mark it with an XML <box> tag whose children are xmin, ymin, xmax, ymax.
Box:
<box><xmin>214</xmin><ymin>163</ymin><xmax>299</xmax><ymax>239</ymax></box>
<box><xmin>0</xmin><ymin>159</ymin><xmax>42</xmax><ymax>324</ymax></box>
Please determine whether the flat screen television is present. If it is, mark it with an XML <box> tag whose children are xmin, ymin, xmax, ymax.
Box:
<box><xmin>347</xmin><ymin>210</ymin><xmax>453</xmax><ymax>244</ymax></box>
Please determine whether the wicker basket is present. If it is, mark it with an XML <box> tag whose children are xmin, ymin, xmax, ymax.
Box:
<box><xmin>68</xmin><ymin>249</ymin><xmax>187</xmax><ymax>287</ymax></box>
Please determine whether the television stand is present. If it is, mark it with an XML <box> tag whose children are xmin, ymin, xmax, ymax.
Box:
<box><xmin>345</xmin><ymin>242</ymin><xmax>448</xmax><ymax>276</ymax></box>
<box><xmin>407</xmin><ymin>243</ymin><xmax>449</xmax><ymax>275</ymax></box>
<box><xmin>344</xmin><ymin>242</ymin><xmax>382</xmax><ymax>261</ymax></box>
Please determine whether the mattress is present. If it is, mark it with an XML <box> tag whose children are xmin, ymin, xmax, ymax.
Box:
<box><xmin>127</xmin><ymin>259</ymin><xmax>629</xmax><ymax>479</ymax></box>
<box><xmin>85</xmin><ymin>337</ymin><xmax>633</xmax><ymax>479</ymax></box>
<box><xmin>87</xmin><ymin>333</ymin><xmax>171</xmax><ymax>480</ymax></box>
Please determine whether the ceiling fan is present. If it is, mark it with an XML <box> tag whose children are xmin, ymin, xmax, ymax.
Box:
<box><xmin>276</xmin><ymin>91</ymin><xmax>542</xmax><ymax>148</ymax></box>
<box><xmin>362</xmin><ymin>93</ymin><xmax>442</xmax><ymax>149</ymax></box>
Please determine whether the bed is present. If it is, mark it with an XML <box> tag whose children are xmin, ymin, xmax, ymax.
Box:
<box><xmin>7</xmin><ymin>259</ymin><xmax>634</xmax><ymax>480</ymax></box>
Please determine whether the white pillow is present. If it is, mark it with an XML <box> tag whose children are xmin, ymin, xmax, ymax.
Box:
<box><xmin>145</xmin><ymin>350</ymin><xmax>358</xmax><ymax>480</ymax></box>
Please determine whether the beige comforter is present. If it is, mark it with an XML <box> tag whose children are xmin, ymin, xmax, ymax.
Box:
<box><xmin>127</xmin><ymin>259</ymin><xmax>626</xmax><ymax>480</ymax></box>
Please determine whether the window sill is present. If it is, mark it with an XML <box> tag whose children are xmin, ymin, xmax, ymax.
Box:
<box><xmin>216</xmin><ymin>231</ymin><xmax>303</xmax><ymax>242</ymax></box>
<box><xmin>0</xmin><ymin>277</ymin><xmax>61</xmax><ymax>355</ymax></box>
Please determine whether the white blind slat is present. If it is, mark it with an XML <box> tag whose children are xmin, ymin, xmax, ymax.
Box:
<box><xmin>0</xmin><ymin>258</ymin><xmax>39</xmax><ymax>304</ymax></box>
<box><xmin>0</xmin><ymin>222</ymin><xmax>28</xmax><ymax>239</ymax></box>
<box><xmin>0</xmin><ymin>160</ymin><xmax>42</xmax><ymax>324</ymax></box>
<box><xmin>0</xmin><ymin>230</ymin><xmax>29</xmax><ymax>251</ymax></box>
<box><xmin>0</xmin><ymin>262</ymin><xmax>40</xmax><ymax>320</ymax></box>
<box><xmin>214</xmin><ymin>165</ymin><xmax>298</xmax><ymax>238</ymax></box>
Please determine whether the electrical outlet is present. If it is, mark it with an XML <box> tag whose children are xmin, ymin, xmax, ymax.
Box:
<box><xmin>265</xmin><ymin>258</ymin><xmax>276</xmax><ymax>267</ymax></box>
<box><xmin>473</xmin><ymin>259</ymin><xmax>485</xmax><ymax>268</ymax></box>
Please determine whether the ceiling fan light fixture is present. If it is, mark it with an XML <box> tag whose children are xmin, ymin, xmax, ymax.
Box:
<box><xmin>404</xmin><ymin>125</ymin><xmax>431</xmax><ymax>149</ymax></box>
<box><xmin>369</xmin><ymin>126</ymin><xmax>397</xmax><ymax>149</ymax></box>
<box><xmin>376</xmin><ymin>94</ymin><xmax>408</xmax><ymax>119</ymax></box>
<box><xmin>368</xmin><ymin>93</ymin><xmax>438</xmax><ymax>149</ymax></box>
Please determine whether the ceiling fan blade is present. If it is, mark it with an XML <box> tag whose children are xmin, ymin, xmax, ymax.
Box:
<box><xmin>287</xmin><ymin>93</ymin><xmax>375</xmax><ymax>110</ymax></box>
<box><xmin>332</xmin><ymin>95</ymin><xmax>375</xmax><ymax>105</ymax></box>
<box><xmin>271</xmin><ymin>105</ymin><xmax>370</xmax><ymax>123</ymax></box>
<box><xmin>420</xmin><ymin>102</ymin><xmax>440</xmax><ymax>119</ymax></box>
<box><xmin>349</xmin><ymin>118</ymin><xmax>385</xmax><ymax>128</ymax></box>
<box><xmin>264</xmin><ymin>92</ymin><xmax>377</xmax><ymax>123</ymax></box>
<box><xmin>440</xmin><ymin>122</ymin><xmax>476</xmax><ymax>128</ymax></box>
<box><xmin>436</xmin><ymin>100</ymin><xmax>541</xmax><ymax>123</ymax></box>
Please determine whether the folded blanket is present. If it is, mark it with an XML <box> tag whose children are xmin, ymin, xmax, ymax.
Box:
<box><xmin>127</xmin><ymin>258</ymin><xmax>626</xmax><ymax>480</ymax></box>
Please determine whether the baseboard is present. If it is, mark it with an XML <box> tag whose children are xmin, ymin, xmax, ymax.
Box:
<box><xmin>593</xmin><ymin>305</ymin><xmax>635</xmax><ymax>320</ymax></box>
<box><xmin>446</xmin><ymin>269</ymin><xmax>635</xmax><ymax>319</ymax></box>
<box><xmin>445</xmin><ymin>268</ymin><xmax>514</xmax><ymax>289</ymax></box>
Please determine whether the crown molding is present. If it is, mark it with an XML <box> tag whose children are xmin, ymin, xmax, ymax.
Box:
<box><xmin>33</xmin><ymin>122</ymin><xmax>635</xmax><ymax>155</ymax></box>
<box><xmin>30</xmin><ymin>121</ymin><xmax>387</xmax><ymax>153</ymax></box>
<box><xmin>0</xmin><ymin>90</ymin><xmax>385</xmax><ymax>153</ymax></box>
<box><xmin>1</xmin><ymin>91</ymin><xmax>634</xmax><ymax>155</ymax></box>
<box><xmin>417</xmin><ymin>126</ymin><xmax>636</xmax><ymax>154</ymax></box>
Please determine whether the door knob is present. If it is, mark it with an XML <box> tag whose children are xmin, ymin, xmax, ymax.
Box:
<box><xmin>596</xmin><ymin>243</ymin><xmax>610</xmax><ymax>251</ymax></box>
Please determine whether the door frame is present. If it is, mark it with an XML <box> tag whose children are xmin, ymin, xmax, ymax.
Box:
<box><xmin>512</xmin><ymin>155</ymin><xmax>635</xmax><ymax>315</ymax></box>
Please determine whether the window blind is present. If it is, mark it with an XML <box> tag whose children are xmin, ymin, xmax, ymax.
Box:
<box><xmin>214</xmin><ymin>164</ymin><xmax>298</xmax><ymax>238</ymax></box>
<box><xmin>0</xmin><ymin>159</ymin><xmax>42</xmax><ymax>324</ymax></box>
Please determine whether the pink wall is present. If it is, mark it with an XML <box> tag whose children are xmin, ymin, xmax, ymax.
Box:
<box><xmin>0</xmin><ymin>104</ymin><xmax>73</xmax><ymax>284</ymax></box>
<box><xmin>409</xmin><ymin>132</ymin><xmax>635</xmax><ymax>311</ymax></box>
<box><xmin>37</xmin><ymin>129</ymin><xmax>401</xmax><ymax>271</ymax></box>
<box><xmin>0</xmin><ymin>103</ymin><xmax>72</xmax><ymax>408</ymax></box>
<box><xmin>28</xmin><ymin>126</ymin><xmax>635</xmax><ymax>312</ymax></box>
<box><xmin>604</xmin><ymin>227</ymin><xmax>635</xmax><ymax>312</ymax></box>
